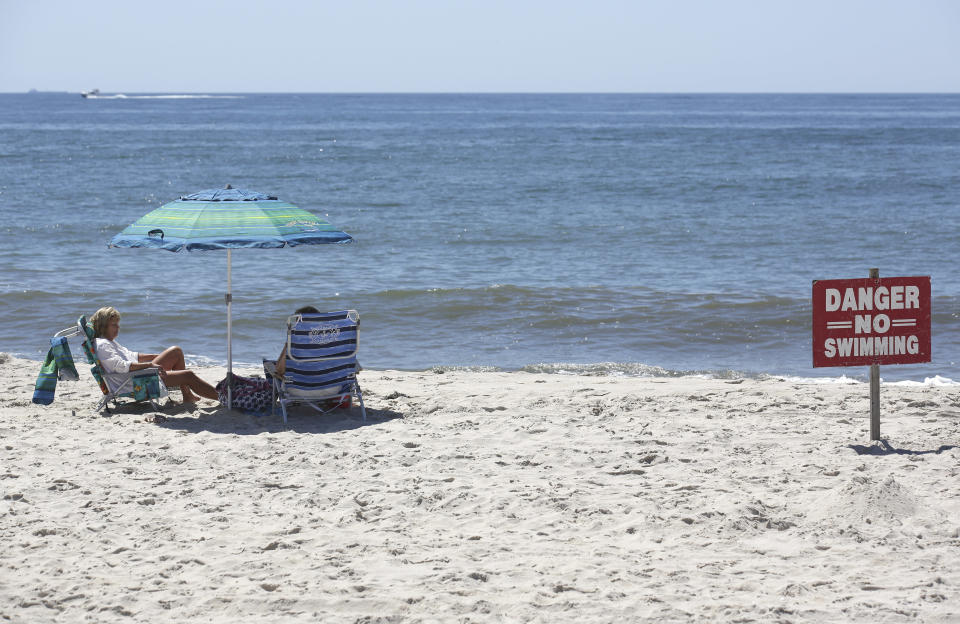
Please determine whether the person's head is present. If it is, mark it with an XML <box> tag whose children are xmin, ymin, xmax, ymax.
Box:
<box><xmin>295</xmin><ymin>306</ymin><xmax>319</xmax><ymax>315</ymax></box>
<box><xmin>90</xmin><ymin>306</ymin><xmax>121</xmax><ymax>340</ymax></box>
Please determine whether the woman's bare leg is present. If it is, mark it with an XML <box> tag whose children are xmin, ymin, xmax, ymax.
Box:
<box><xmin>145</xmin><ymin>347</ymin><xmax>200</xmax><ymax>401</ymax></box>
<box><xmin>151</xmin><ymin>346</ymin><xmax>187</xmax><ymax>372</ymax></box>
<box><xmin>161</xmin><ymin>370</ymin><xmax>219</xmax><ymax>402</ymax></box>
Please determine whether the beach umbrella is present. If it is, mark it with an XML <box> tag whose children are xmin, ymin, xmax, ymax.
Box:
<box><xmin>109</xmin><ymin>185</ymin><xmax>353</xmax><ymax>407</ymax></box>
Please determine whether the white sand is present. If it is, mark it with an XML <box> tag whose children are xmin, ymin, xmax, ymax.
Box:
<box><xmin>2</xmin><ymin>353</ymin><xmax>959</xmax><ymax>622</ymax></box>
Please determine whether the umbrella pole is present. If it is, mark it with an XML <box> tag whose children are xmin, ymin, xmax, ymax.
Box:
<box><xmin>226</xmin><ymin>249</ymin><xmax>233</xmax><ymax>409</ymax></box>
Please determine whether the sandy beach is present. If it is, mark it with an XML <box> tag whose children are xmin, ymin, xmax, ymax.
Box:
<box><xmin>2</xmin><ymin>352</ymin><xmax>958</xmax><ymax>622</ymax></box>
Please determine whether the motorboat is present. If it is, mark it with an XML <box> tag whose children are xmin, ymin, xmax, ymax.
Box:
<box><xmin>80</xmin><ymin>89</ymin><xmax>100</xmax><ymax>98</ymax></box>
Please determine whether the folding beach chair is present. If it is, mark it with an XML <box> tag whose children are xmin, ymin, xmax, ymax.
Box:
<box><xmin>54</xmin><ymin>316</ymin><xmax>167</xmax><ymax>413</ymax></box>
<box><xmin>263</xmin><ymin>310</ymin><xmax>366</xmax><ymax>424</ymax></box>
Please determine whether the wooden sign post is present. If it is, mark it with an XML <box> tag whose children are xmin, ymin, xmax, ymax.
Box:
<box><xmin>812</xmin><ymin>270</ymin><xmax>931</xmax><ymax>441</ymax></box>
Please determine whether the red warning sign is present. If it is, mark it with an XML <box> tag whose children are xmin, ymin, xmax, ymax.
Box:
<box><xmin>812</xmin><ymin>276</ymin><xmax>931</xmax><ymax>368</ymax></box>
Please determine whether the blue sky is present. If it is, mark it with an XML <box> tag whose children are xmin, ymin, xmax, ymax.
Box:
<box><xmin>2</xmin><ymin>0</ymin><xmax>958</xmax><ymax>93</ymax></box>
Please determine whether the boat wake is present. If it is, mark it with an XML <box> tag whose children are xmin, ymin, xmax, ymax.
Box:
<box><xmin>82</xmin><ymin>90</ymin><xmax>242</xmax><ymax>100</ymax></box>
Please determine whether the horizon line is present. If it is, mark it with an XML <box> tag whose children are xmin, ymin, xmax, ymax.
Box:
<box><xmin>8</xmin><ymin>90</ymin><xmax>960</xmax><ymax>96</ymax></box>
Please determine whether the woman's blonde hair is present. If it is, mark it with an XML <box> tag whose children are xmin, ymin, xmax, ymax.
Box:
<box><xmin>90</xmin><ymin>306</ymin><xmax>120</xmax><ymax>338</ymax></box>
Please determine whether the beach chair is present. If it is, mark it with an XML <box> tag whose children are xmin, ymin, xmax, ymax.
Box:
<box><xmin>54</xmin><ymin>316</ymin><xmax>167</xmax><ymax>413</ymax></box>
<box><xmin>263</xmin><ymin>310</ymin><xmax>366</xmax><ymax>424</ymax></box>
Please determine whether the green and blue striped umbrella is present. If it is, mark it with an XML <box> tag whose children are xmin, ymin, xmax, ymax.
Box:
<box><xmin>109</xmin><ymin>186</ymin><xmax>352</xmax><ymax>250</ymax></box>
<box><xmin>109</xmin><ymin>186</ymin><xmax>353</xmax><ymax>408</ymax></box>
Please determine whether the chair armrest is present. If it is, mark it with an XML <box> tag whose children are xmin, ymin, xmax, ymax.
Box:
<box><xmin>54</xmin><ymin>326</ymin><xmax>83</xmax><ymax>339</ymax></box>
<box><xmin>131</xmin><ymin>367</ymin><xmax>163</xmax><ymax>378</ymax></box>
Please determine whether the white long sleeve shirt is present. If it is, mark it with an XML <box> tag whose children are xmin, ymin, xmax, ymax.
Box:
<box><xmin>95</xmin><ymin>338</ymin><xmax>140</xmax><ymax>389</ymax></box>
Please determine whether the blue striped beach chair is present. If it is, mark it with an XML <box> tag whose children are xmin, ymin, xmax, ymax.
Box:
<box><xmin>264</xmin><ymin>310</ymin><xmax>366</xmax><ymax>424</ymax></box>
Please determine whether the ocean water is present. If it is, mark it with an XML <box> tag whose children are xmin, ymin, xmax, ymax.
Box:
<box><xmin>1</xmin><ymin>92</ymin><xmax>958</xmax><ymax>381</ymax></box>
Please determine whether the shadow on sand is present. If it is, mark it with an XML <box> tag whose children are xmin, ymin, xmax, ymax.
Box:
<box><xmin>104</xmin><ymin>400</ymin><xmax>403</xmax><ymax>435</ymax></box>
<box><xmin>848</xmin><ymin>439</ymin><xmax>958</xmax><ymax>456</ymax></box>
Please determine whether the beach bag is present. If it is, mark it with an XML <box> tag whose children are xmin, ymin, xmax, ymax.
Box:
<box><xmin>131</xmin><ymin>371</ymin><xmax>163</xmax><ymax>402</ymax></box>
<box><xmin>216</xmin><ymin>373</ymin><xmax>272</xmax><ymax>415</ymax></box>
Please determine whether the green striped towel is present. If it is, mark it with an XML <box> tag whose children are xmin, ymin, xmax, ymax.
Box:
<box><xmin>32</xmin><ymin>336</ymin><xmax>79</xmax><ymax>405</ymax></box>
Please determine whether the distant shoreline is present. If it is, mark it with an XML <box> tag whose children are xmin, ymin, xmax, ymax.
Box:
<box><xmin>10</xmin><ymin>90</ymin><xmax>960</xmax><ymax>96</ymax></box>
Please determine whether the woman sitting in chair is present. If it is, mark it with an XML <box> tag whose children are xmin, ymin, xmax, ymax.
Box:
<box><xmin>270</xmin><ymin>305</ymin><xmax>352</xmax><ymax>411</ymax></box>
<box><xmin>90</xmin><ymin>306</ymin><xmax>219</xmax><ymax>403</ymax></box>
